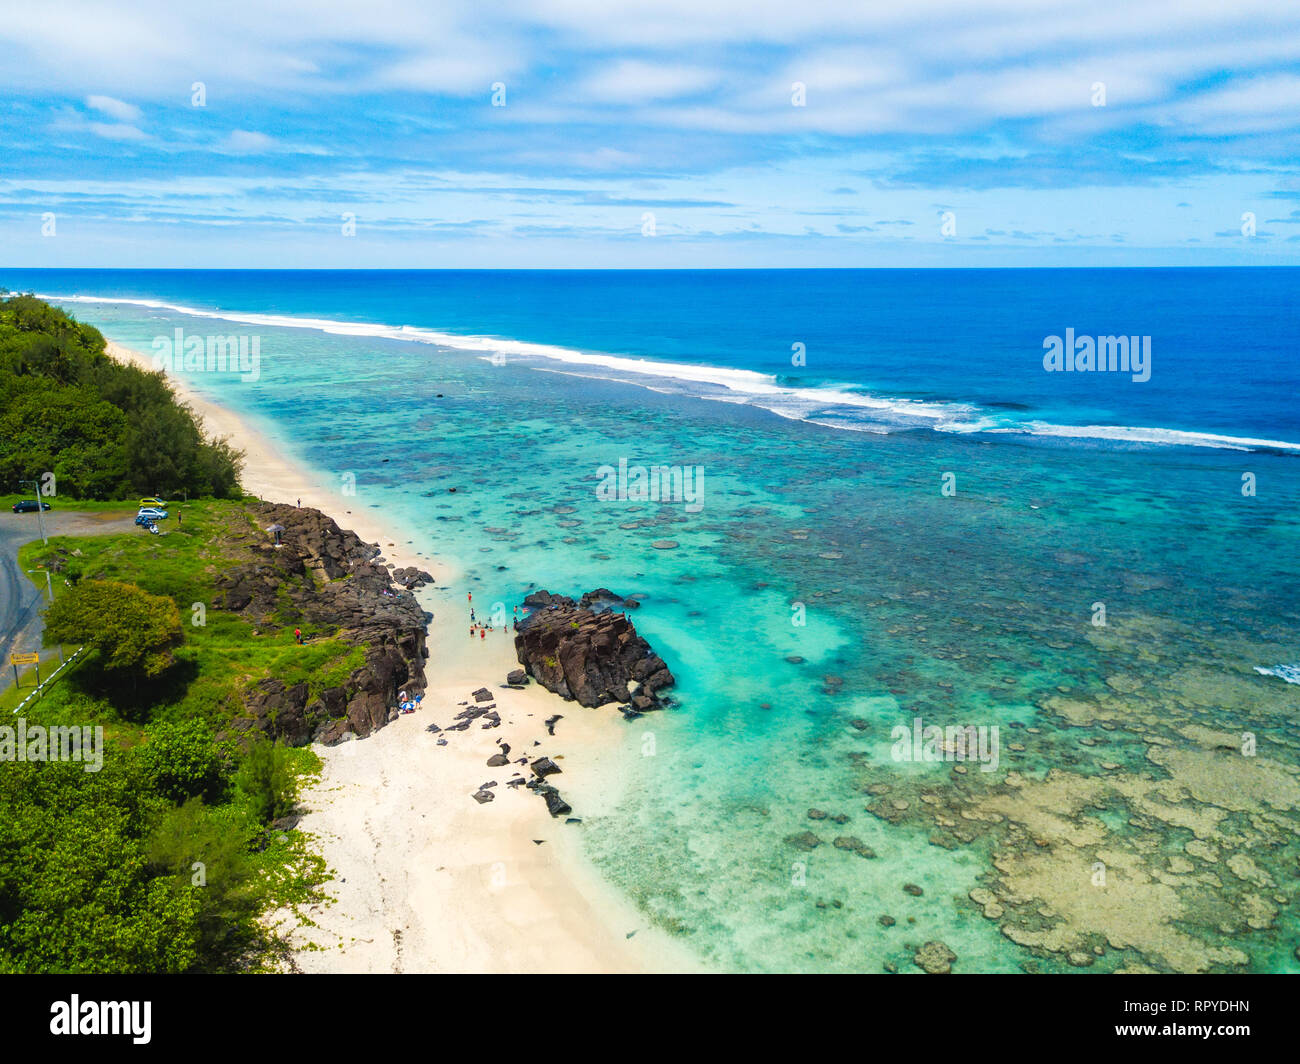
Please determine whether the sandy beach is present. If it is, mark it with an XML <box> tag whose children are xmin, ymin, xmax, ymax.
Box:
<box><xmin>105</xmin><ymin>340</ymin><xmax>704</xmax><ymax>974</ymax></box>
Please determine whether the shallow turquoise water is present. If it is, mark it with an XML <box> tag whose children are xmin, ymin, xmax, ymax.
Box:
<box><xmin>66</xmin><ymin>300</ymin><xmax>1300</xmax><ymax>973</ymax></box>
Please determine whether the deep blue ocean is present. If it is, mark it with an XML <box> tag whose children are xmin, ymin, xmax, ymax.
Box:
<box><xmin>4</xmin><ymin>267</ymin><xmax>1298</xmax><ymax>449</ymax></box>
<box><xmin>6</xmin><ymin>267</ymin><xmax>1300</xmax><ymax>973</ymax></box>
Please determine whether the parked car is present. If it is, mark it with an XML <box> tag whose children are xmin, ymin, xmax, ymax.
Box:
<box><xmin>140</xmin><ymin>497</ymin><xmax>167</xmax><ymax>508</ymax></box>
<box><xmin>137</xmin><ymin>506</ymin><xmax>169</xmax><ymax>520</ymax></box>
<box><xmin>12</xmin><ymin>500</ymin><xmax>52</xmax><ymax>513</ymax></box>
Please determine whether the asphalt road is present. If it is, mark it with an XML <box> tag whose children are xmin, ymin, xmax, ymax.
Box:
<box><xmin>0</xmin><ymin>509</ymin><xmax>136</xmax><ymax>690</ymax></box>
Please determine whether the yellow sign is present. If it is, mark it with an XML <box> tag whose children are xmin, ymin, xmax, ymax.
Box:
<box><xmin>9</xmin><ymin>652</ymin><xmax>39</xmax><ymax>665</ymax></box>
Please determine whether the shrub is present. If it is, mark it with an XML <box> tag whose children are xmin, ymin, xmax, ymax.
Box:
<box><xmin>234</xmin><ymin>735</ymin><xmax>297</xmax><ymax>823</ymax></box>
<box><xmin>137</xmin><ymin>719</ymin><xmax>229</xmax><ymax>803</ymax></box>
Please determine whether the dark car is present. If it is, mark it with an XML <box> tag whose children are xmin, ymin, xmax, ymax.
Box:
<box><xmin>12</xmin><ymin>500</ymin><xmax>52</xmax><ymax>513</ymax></box>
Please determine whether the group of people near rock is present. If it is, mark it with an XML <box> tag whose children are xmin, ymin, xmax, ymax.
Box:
<box><xmin>466</xmin><ymin>592</ymin><xmax>520</xmax><ymax>639</ymax></box>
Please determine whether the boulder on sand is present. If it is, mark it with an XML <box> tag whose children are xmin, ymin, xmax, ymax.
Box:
<box><xmin>531</xmin><ymin>756</ymin><xmax>562</xmax><ymax>778</ymax></box>
<box><xmin>513</xmin><ymin>589</ymin><xmax>675</xmax><ymax>709</ymax></box>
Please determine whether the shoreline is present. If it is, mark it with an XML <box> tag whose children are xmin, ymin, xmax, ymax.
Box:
<box><xmin>104</xmin><ymin>339</ymin><xmax>705</xmax><ymax>974</ymax></box>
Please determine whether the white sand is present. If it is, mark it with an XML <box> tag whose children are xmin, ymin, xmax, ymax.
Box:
<box><xmin>105</xmin><ymin>340</ymin><xmax>704</xmax><ymax>974</ymax></box>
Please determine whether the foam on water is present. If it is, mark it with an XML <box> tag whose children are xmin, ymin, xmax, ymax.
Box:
<box><xmin>1255</xmin><ymin>664</ymin><xmax>1300</xmax><ymax>685</ymax></box>
<box><xmin>37</xmin><ymin>292</ymin><xmax>1300</xmax><ymax>453</ymax></box>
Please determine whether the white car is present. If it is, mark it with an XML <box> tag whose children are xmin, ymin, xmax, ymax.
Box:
<box><xmin>137</xmin><ymin>506</ymin><xmax>169</xmax><ymax>520</ymax></box>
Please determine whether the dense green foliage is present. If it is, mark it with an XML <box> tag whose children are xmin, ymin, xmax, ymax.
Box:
<box><xmin>235</xmin><ymin>735</ymin><xmax>299</xmax><ymax>823</ymax></box>
<box><xmin>0</xmin><ymin>729</ymin><xmax>317</xmax><ymax>973</ymax></box>
<box><xmin>0</xmin><ymin>293</ymin><xmax>243</xmax><ymax>499</ymax></box>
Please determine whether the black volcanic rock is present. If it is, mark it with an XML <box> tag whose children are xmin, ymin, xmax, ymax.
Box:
<box><xmin>514</xmin><ymin>590</ymin><xmax>675</xmax><ymax>709</ymax></box>
<box><xmin>217</xmin><ymin>503</ymin><xmax>429</xmax><ymax>746</ymax></box>
<box><xmin>531</xmin><ymin>756</ymin><xmax>561</xmax><ymax>778</ymax></box>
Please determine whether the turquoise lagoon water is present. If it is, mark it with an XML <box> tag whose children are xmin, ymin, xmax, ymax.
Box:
<box><xmin>13</xmin><ymin>270</ymin><xmax>1300</xmax><ymax>974</ymax></box>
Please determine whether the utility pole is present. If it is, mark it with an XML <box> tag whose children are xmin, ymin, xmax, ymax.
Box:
<box><xmin>26</xmin><ymin>568</ymin><xmax>54</xmax><ymax>603</ymax></box>
<box><xmin>19</xmin><ymin>478</ymin><xmax>48</xmax><ymax>545</ymax></box>
<box><xmin>25</xmin><ymin>569</ymin><xmax>60</xmax><ymax>663</ymax></box>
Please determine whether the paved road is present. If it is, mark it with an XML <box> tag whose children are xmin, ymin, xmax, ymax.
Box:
<box><xmin>0</xmin><ymin>509</ymin><xmax>136</xmax><ymax>690</ymax></box>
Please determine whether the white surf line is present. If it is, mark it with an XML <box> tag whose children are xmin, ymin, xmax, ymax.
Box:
<box><xmin>40</xmin><ymin>292</ymin><xmax>1300</xmax><ymax>455</ymax></box>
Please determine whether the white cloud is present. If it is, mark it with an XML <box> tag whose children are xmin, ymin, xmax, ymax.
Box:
<box><xmin>223</xmin><ymin>129</ymin><xmax>279</xmax><ymax>153</ymax></box>
<box><xmin>579</xmin><ymin>60</ymin><xmax>721</xmax><ymax>104</ymax></box>
<box><xmin>85</xmin><ymin>94</ymin><xmax>141</xmax><ymax>122</ymax></box>
<box><xmin>87</xmin><ymin>121</ymin><xmax>148</xmax><ymax>141</ymax></box>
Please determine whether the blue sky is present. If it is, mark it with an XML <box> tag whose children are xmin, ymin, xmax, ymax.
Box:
<box><xmin>2</xmin><ymin>0</ymin><xmax>1299</xmax><ymax>267</ymax></box>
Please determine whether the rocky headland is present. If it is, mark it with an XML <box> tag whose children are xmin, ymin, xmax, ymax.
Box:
<box><xmin>216</xmin><ymin>502</ymin><xmax>434</xmax><ymax>745</ymax></box>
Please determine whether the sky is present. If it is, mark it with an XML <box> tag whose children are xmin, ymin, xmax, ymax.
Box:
<box><xmin>2</xmin><ymin>0</ymin><xmax>1299</xmax><ymax>268</ymax></box>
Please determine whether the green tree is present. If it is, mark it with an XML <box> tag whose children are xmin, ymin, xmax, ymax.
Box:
<box><xmin>234</xmin><ymin>735</ymin><xmax>298</xmax><ymax>823</ymax></box>
<box><xmin>43</xmin><ymin>579</ymin><xmax>183</xmax><ymax>676</ymax></box>
<box><xmin>144</xmin><ymin>798</ymin><xmax>262</xmax><ymax>965</ymax></box>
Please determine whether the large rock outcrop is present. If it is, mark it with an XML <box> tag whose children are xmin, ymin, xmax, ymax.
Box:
<box><xmin>514</xmin><ymin>590</ymin><xmax>674</xmax><ymax>709</ymax></box>
<box><xmin>216</xmin><ymin>503</ymin><xmax>429</xmax><ymax>745</ymax></box>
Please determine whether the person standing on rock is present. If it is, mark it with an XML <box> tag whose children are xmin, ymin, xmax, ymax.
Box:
<box><xmin>294</xmin><ymin>628</ymin><xmax>303</xmax><ymax>645</ymax></box>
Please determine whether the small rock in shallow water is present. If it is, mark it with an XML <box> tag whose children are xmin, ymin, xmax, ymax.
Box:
<box><xmin>785</xmin><ymin>831</ymin><xmax>822</xmax><ymax>851</ymax></box>
<box><xmin>913</xmin><ymin>941</ymin><xmax>957</xmax><ymax>974</ymax></box>
<box><xmin>833</xmin><ymin>836</ymin><xmax>876</xmax><ymax>858</ymax></box>
<box><xmin>903</xmin><ymin>883</ymin><xmax>924</xmax><ymax>896</ymax></box>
